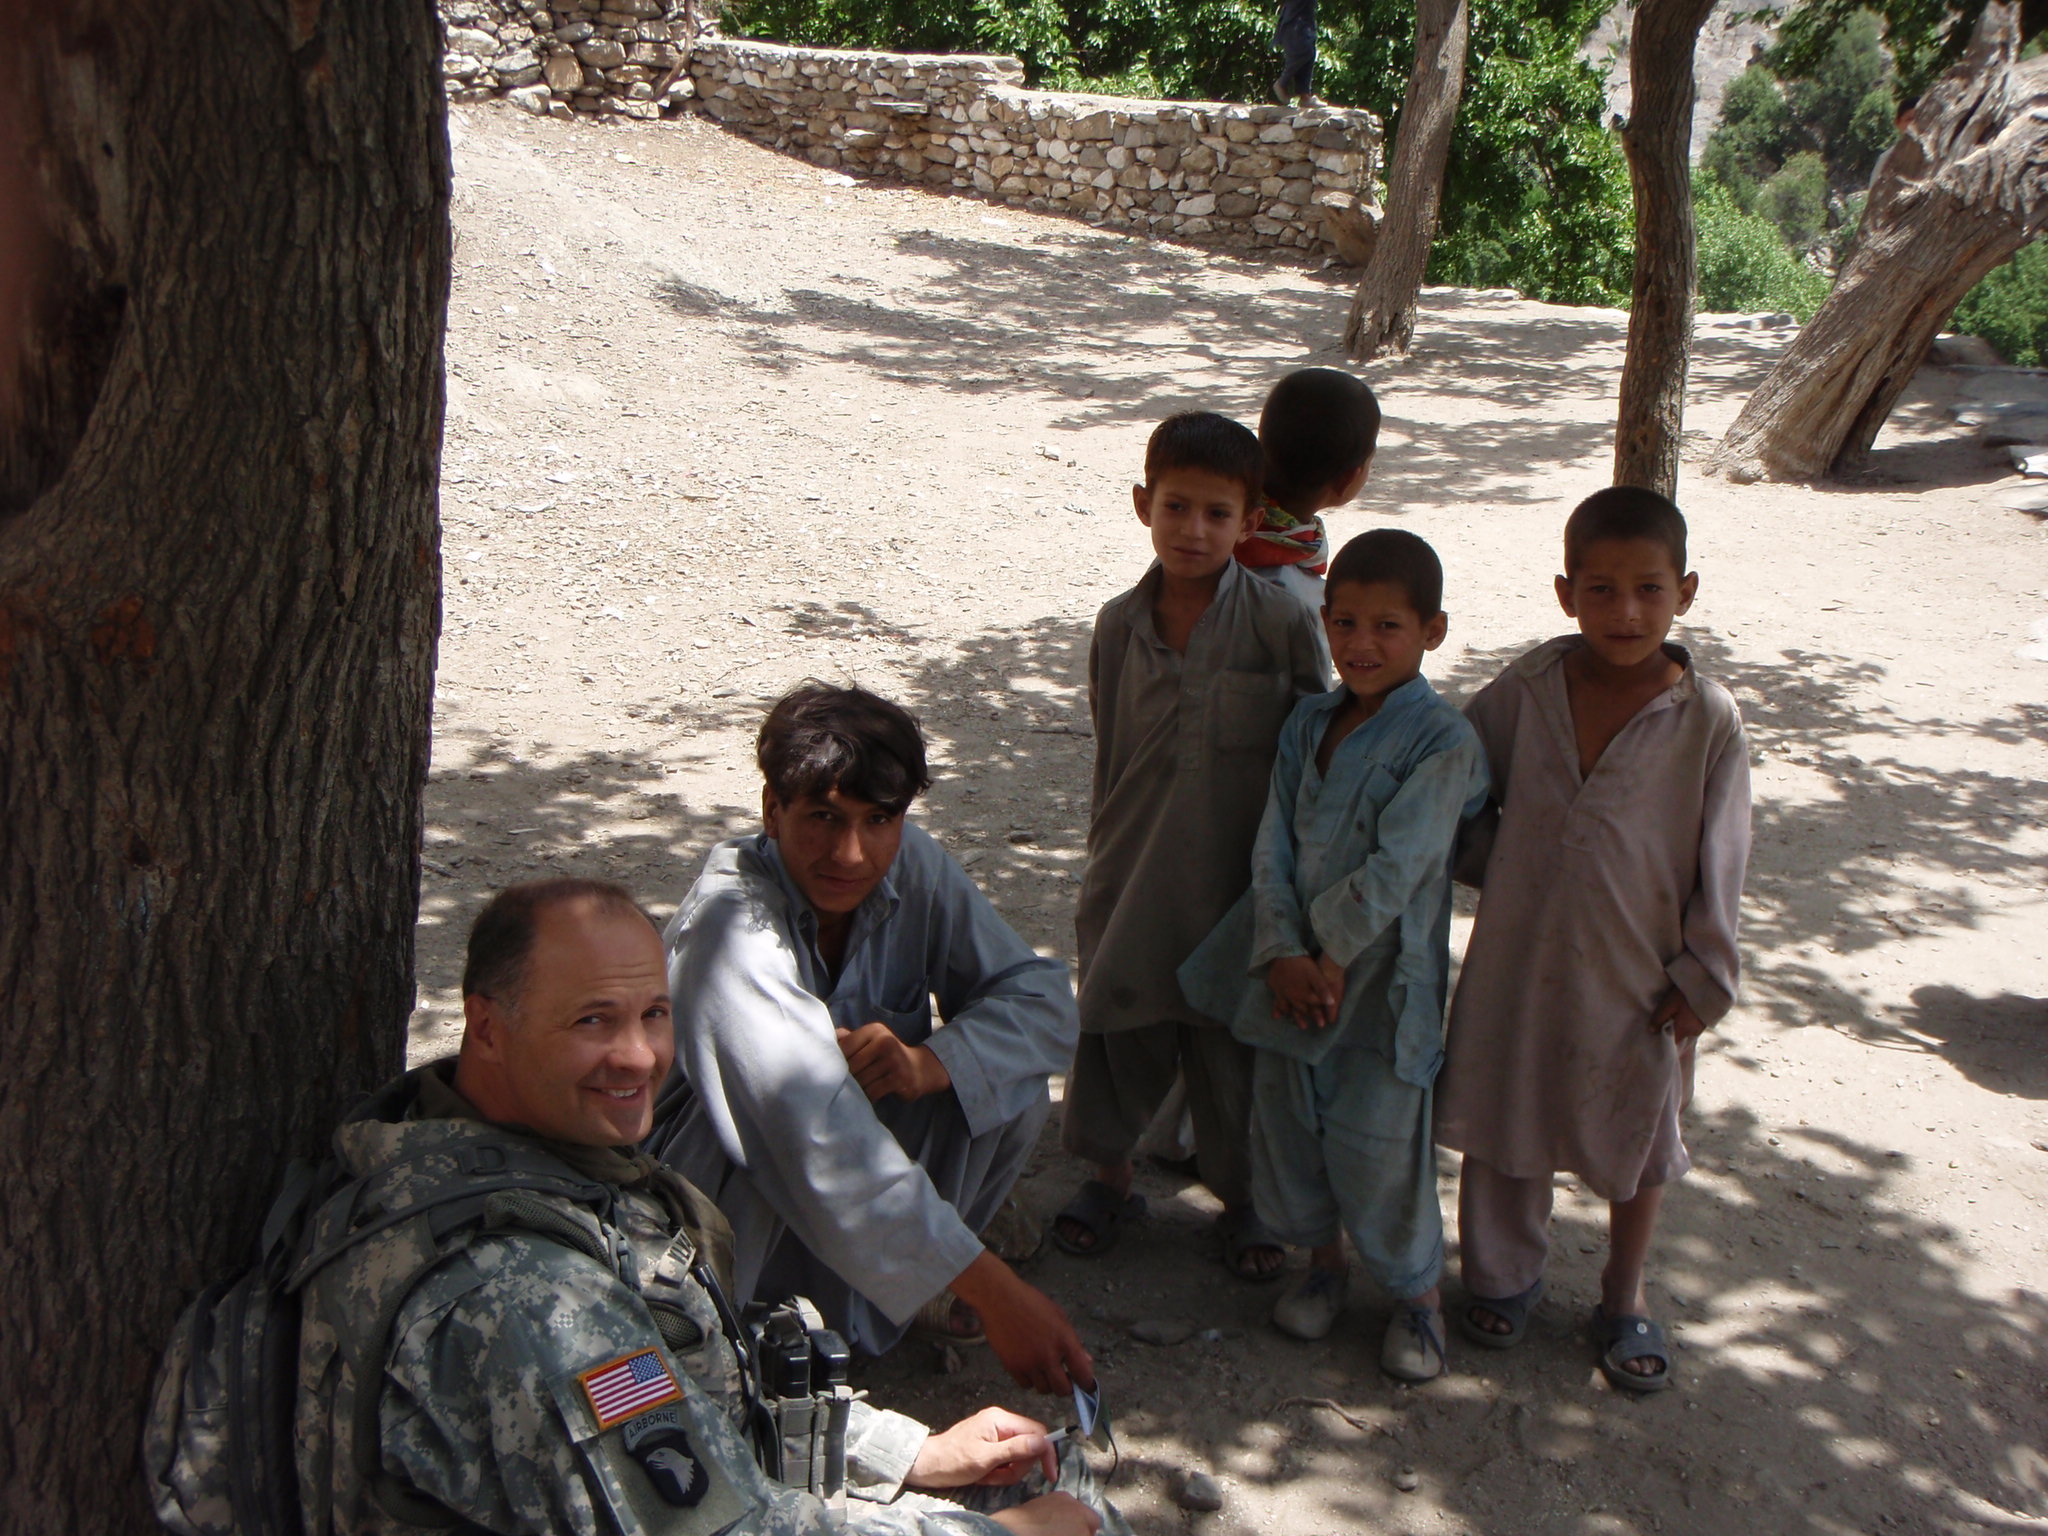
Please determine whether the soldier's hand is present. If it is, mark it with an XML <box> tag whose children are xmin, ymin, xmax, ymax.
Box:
<box><xmin>951</xmin><ymin>1251</ymin><xmax>1095</xmax><ymax>1396</ymax></box>
<box><xmin>835</xmin><ymin>1023</ymin><xmax>951</xmax><ymax>1102</ymax></box>
<box><xmin>907</xmin><ymin>1406</ymin><xmax>1055</xmax><ymax>1488</ymax></box>
<box><xmin>991</xmin><ymin>1493</ymin><xmax>1102</xmax><ymax>1536</ymax></box>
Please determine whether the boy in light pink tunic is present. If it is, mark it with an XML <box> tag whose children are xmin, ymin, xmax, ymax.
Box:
<box><xmin>1436</xmin><ymin>486</ymin><xmax>1751</xmax><ymax>1393</ymax></box>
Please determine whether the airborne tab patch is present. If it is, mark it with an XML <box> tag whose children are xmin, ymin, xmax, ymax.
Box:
<box><xmin>578</xmin><ymin>1348</ymin><xmax>683</xmax><ymax>1430</ymax></box>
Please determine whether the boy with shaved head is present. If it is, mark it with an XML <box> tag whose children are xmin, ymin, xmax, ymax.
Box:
<box><xmin>1438</xmin><ymin>487</ymin><xmax>1752</xmax><ymax>1394</ymax></box>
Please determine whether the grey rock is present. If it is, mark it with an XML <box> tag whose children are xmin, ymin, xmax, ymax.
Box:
<box><xmin>555</xmin><ymin>19</ymin><xmax>595</xmax><ymax>41</ymax></box>
<box><xmin>574</xmin><ymin>37</ymin><xmax>627</xmax><ymax>68</ymax></box>
<box><xmin>1928</xmin><ymin>332</ymin><xmax>2006</xmax><ymax>367</ymax></box>
<box><xmin>2009</xmin><ymin>443</ymin><xmax>2048</xmax><ymax>477</ymax></box>
<box><xmin>1393</xmin><ymin>1467</ymin><xmax>1420</xmax><ymax>1492</ymax></box>
<box><xmin>936</xmin><ymin>1342</ymin><xmax>965</xmax><ymax>1374</ymax></box>
<box><xmin>1128</xmin><ymin>1317</ymin><xmax>1195</xmax><ymax>1346</ymax></box>
<box><xmin>543</xmin><ymin>50</ymin><xmax>585</xmax><ymax>92</ymax></box>
<box><xmin>506</xmin><ymin>84</ymin><xmax>551</xmax><ymax>115</ymax></box>
<box><xmin>446</xmin><ymin>26</ymin><xmax>498</xmax><ymax>55</ymax></box>
<box><xmin>1177</xmin><ymin>1472</ymin><xmax>1224</xmax><ymax>1512</ymax></box>
<box><xmin>1980</xmin><ymin>412</ymin><xmax>2048</xmax><ymax>447</ymax></box>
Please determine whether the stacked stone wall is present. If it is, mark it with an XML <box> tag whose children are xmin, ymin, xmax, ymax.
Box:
<box><xmin>686</xmin><ymin>38</ymin><xmax>1382</xmax><ymax>257</ymax></box>
<box><xmin>436</xmin><ymin>8</ymin><xmax>1383</xmax><ymax>257</ymax></box>
<box><xmin>442</xmin><ymin>0</ymin><xmax>696</xmax><ymax>120</ymax></box>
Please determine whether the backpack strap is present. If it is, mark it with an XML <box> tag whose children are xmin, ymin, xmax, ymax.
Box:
<box><xmin>288</xmin><ymin>1140</ymin><xmax>612</xmax><ymax>1292</ymax></box>
<box><xmin>297</xmin><ymin>1133</ymin><xmax>632</xmax><ymax>1531</ymax></box>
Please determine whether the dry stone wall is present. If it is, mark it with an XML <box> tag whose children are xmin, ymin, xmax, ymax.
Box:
<box><xmin>436</xmin><ymin>7</ymin><xmax>1384</xmax><ymax>258</ymax></box>
<box><xmin>687</xmin><ymin>38</ymin><xmax>1382</xmax><ymax>257</ymax></box>
<box><xmin>442</xmin><ymin>0</ymin><xmax>696</xmax><ymax>121</ymax></box>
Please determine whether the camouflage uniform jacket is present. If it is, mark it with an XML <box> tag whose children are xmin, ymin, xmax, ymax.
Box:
<box><xmin>297</xmin><ymin>1064</ymin><xmax>1007</xmax><ymax>1536</ymax></box>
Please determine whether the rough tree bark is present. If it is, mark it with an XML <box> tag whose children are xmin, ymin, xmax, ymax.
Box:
<box><xmin>1613</xmin><ymin>0</ymin><xmax>1720</xmax><ymax>498</ymax></box>
<box><xmin>0</xmin><ymin>4</ymin><xmax>448</xmax><ymax>1532</ymax></box>
<box><xmin>1716</xmin><ymin>2</ymin><xmax>2048</xmax><ymax>481</ymax></box>
<box><xmin>1344</xmin><ymin>0</ymin><xmax>1470</xmax><ymax>359</ymax></box>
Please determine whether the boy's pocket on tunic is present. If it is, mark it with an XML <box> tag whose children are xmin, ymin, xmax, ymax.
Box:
<box><xmin>1210</xmin><ymin>671</ymin><xmax>1292</xmax><ymax>752</ymax></box>
<box><xmin>1346</xmin><ymin>760</ymin><xmax>1404</xmax><ymax>848</ymax></box>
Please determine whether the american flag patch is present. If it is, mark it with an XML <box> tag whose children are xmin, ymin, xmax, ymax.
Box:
<box><xmin>578</xmin><ymin>1348</ymin><xmax>683</xmax><ymax>1430</ymax></box>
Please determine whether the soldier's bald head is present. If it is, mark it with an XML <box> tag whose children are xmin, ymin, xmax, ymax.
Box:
<box><xmin>455</xmin><ymin>881</ymin><xmax>672</xmax><ymax>1146</ymax></box>
<box><xmin>463</xmin><ymin>878</ymin><xmax>653</xmax><ymax>1016</ymax></box>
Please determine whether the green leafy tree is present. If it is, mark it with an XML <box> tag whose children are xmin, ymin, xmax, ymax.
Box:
<box><xmin>1774</xmin><ymin>8</ymin><xmax>1895</xmax><ymax>182</ymax></box>
<box><xmin>1756</xmin><ymin>148</ymin><xmax>1830</xmax><ymax>244</ymax></box>
<box><xmin>1701</xmin><ymin>64</ymin><xmax>1799</xmax><ymax>209</ymax></box>
<box><xmin>1770</xmin><ymin>0</ymin><xmax>2043</xmax><ymax>100</ymax></box>
<box><xmin>1953</xmin><ymin>241</ymin><xmax>2048</xmax><ymax>363</ymax></box>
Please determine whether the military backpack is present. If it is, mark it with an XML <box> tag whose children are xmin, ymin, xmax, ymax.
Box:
<box><xmin>142</xmin><ymin>1135</ymin><xmax>637</xmax><ymax>1536</ymax></box>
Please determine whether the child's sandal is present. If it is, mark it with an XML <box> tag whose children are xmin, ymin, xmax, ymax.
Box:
<box><xmin>1456</xmin><ymin>1279</ymin><xmax>1543</xmax><ymax>1350</ymax></box>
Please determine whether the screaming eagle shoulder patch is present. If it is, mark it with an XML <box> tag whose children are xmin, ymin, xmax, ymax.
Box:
<box><xmin>578</xmin><ymin>1348</ymin><xmax>683</xmax><ymax>1430</ymax></box>
<box><xmin>622</xmin><ymin>1407</ymin><xmax>711</xmax><ymax>1508</ymax></box>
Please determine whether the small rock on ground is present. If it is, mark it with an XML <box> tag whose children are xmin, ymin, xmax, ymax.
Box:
<box><xmin>1128</xmin><ymin>1317</ymin><xmax>1195</xmax><ymax>1346</ymax></box>
<box><xmin>1393</xmin><ymin>1467</ymin><xmax>1421</xmax><ymax>1492</ymax></box>
<box><xmin>1177</xmin><ymin>1472</ymin><xmax>1224</xmax><ymax>1512</ymax></box>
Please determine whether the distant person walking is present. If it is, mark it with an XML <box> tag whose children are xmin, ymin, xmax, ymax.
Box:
<box><xmin>1274</xmin><ymin>0</ymin><xmax>1322</xmax><ymax>109</ymax></box>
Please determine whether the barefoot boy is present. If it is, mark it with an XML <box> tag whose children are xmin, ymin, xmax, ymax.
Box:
<box><xmin>1237</xmin><ymin>368</ymin><xmax>1382</xmax><ymax>615</ymax></box>
<box><xmin>1437</xmin><ymin>487</ymin><xmax>1752</xmax><ymax>1393</ymax></box>
<box><xmin>1181</xmin><ymin>530</ymin><xmax>1488</xmax><ymax>1380</ymax></box>
<box><xmin>1059</xmin><ymin>412</ymin><xmax>1328</xmax><ymax>1277</ymax></box>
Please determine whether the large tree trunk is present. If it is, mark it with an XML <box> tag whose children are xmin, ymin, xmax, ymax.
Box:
<box><xmin>0</xmin><ymin>4</ymin><xmax>448</xmax><ymax>1532</ymax></box>
<box><xmin>1344</xmin><ymin>0</ymin><xmax>1469</xmax><ymax>360</ymax></box>
<box><xmin>1716</xmin><ymin>2</ymin><xmax>2048</xmax><ymax>482</ymax></box>
<box><xmin>1613</xmin><ymin>0</ymin><xmax>1719</xmax><ymax>498</ymax></box>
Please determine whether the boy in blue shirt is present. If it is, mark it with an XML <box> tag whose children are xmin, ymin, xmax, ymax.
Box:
<box><xmin>1181</xmin><ymin>529</ymin><xmax>1488</xmax><ymax>1380</ymax></box>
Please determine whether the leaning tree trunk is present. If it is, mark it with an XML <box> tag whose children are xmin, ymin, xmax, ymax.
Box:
<box><xmin>0</xmin><ymin>4</ymin><xmax>448</xmax><ymax>1532</ymax></box>
<box><xmin>1716</xmin><ymin>2</ymin><xmax>2048</xmax><ymax>482</ymax></box>
<box><xmin>1613</xmin><ymin>0</ymin><xmax>1719</xmax><ymax>498</ymax></box>
<box><xmin>1345</xmin><ymin>0</ymin><xmax>1470</xmax><ymax>359</ymax></box>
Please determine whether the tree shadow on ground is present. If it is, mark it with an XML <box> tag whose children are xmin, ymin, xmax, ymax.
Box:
<box><xmin>408</xmin><ymin>699</ymin><xmax>768</xmax><ymax>1057</ymax></box>
<box><xmin>408</xmin><ymin>606</ymin><xmax>1099</xmax><ymax>1055</ymax></box>
<box><xmin>867</xmin><ymin>1099</ymin><xmax>2048</xmax><ymax>1535</ymax></box>
<box><xmin>654</xmin><ymin>214</ymin><xmax>2014</xmax><ymax>500</ymax></box>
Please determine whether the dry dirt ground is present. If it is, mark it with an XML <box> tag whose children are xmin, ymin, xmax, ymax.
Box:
<box><xmin>410</xmin><ymin>99</ymin><xmax>2048</xmax><ymax>1536</ymax></box>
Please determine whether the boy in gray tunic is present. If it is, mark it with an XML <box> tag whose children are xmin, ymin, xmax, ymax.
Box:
<box><xmin>1056</xmin><ymin>412</ymin><xmax>1328</xmax><ymax>1276</ymax></box>
<box><xmin>1437</xmin><ymin>488</ymin><xmax>1751</xmax><ymax>1395</ymax></box>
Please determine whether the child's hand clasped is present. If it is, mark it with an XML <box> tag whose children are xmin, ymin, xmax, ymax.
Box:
<box><xmin>1269</xmin><ymin>954</ymin><xmax>1345</xmax><ymax>1030</ymax></box>
<box><xmin>1648</xmin><ymin>988</ymin><xmax>1705</xmax><ymax>1045</ymax></box>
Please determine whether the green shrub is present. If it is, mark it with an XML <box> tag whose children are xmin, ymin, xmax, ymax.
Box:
<box><xmin>1776</xmin><ymin>8</ymin><xmax>1893</xmax><ymax>186</ymax></box>
<box><xmin>1953</xmin><ymin>243</ymin><xmax>2048</xmax><ymax>367</ymax></box>
<box><xmin>1756</xmin><ymin>150</ymin><xmax>1830</xmax><ymax>248</ymax></box>
<box><xmin>1694</xmin><ymin>182</ymin><xmax>1831</xmax><ymax>318</ymax></box>
<box><xmin>1701</xmin><ymin>64</ymin><xmax>1798</xmax><ymax>210</ymax></box>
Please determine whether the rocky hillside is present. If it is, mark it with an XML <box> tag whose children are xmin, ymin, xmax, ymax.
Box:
<box><xmin>1584</xmin><ymin>0</ymin><xmax>1786</xmax><ymax>158</ymax></box>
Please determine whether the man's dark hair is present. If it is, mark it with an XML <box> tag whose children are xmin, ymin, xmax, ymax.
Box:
<box><xmin>1325</xmin><ymin>528</ymin><xmax>1444</xmax><ymax>618</ymax></box>
<box><xmin>1564</xmin><ymin>486</ymin><xmax>1688</xmax><ymax>574</ymax></box>
<box><xmin>1142</xmin><ymin>411</ymin><xmax>1264</xmax><ymax>507</ymax></box>
<box><xmin>1259</xmin><ymin>368</ymin><xmax>1381</xmax><ymax>508</ymax></box>
<box><xmin>757</xmin><ymin>682</ymin><xmax>932</xmax><ymax>816</ymax></box>
<box><xmin>462</xmin><ymin>877</ymin><xmax>650</xmax><ymax>1002</ymax></box>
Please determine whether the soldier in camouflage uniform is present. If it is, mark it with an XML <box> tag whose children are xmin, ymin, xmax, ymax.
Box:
<box><xmin>295</xmin><ymin>879</ymin><xmax>1121</xmax><ymax>1536</ymax></box>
